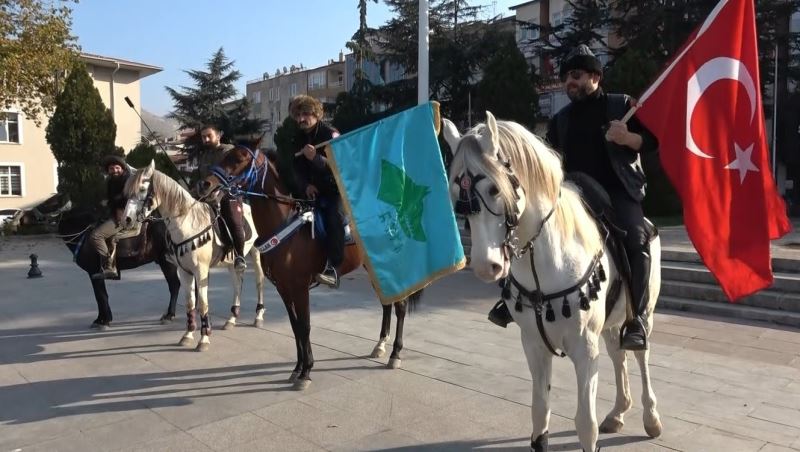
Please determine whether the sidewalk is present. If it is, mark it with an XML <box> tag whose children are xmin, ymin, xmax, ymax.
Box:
<box><xmin>0</xmin><ymin>236</ymin><xmax>799</xmax><ymax>451</ymax></box>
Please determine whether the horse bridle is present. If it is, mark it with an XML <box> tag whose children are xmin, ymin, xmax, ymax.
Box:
<box><xmin>126</xmin><ymin>174</ymin><xmax>154</xmax><ymax>224</ymax></box>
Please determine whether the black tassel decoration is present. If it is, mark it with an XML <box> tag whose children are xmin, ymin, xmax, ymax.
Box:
<box><xmin>598</xmin><ymin>263</ymin><xmax>606</xmax><ymax>282</ymax></box>
<box><xmin>579</xmin><ymin>290</ymin><xmax>590</xmax><ymax>310</ymax></box>
<box><xmin>191</xmin><ymin>242</ymin><xmax>197</xmax><ymax>250</ymax></box>
<box><xmin>501</xmin><ymin>280</ymin><xmax>511</xmax><ymax>300</ymax></box>
<box><xmin>589</xmin><ymin>283</ymin><xmax>599</xmax><ymax>301</ymax></box>
<box><xmin>515</xmin><ymin>294</ymin><xmax>523</xmax><ymax>312</ymax></box>
<box><xmin>592</xmin><ymin>272</ymin><xmax>600</xmax><ymax>289</ymax></box>
<box><xmin>561</xmin><ymin>296</ymin><xmax>571</xmax><ymax>318</ymax></box>
<box><xmin>545</xmin><ymin>301</ymin><xmax>555</xmax><ymax>322</ymax></box>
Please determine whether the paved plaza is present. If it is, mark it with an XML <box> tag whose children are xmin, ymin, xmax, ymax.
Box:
<box><xmin>1</xmin><ymin>234</ymin><xmax>799</xmax><ymax>451</ymax></box>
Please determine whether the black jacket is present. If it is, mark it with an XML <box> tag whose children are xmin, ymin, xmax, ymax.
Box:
<box><xmin>106</xmin><ymin>172</ymin><xmax>130</xmax><ymax>217</ymax></box>
<box><xmin>547</xmin><ymin>89</ymin><xmax>658</xmax><ymax>201</ymax></box>
<box><xmin>292</xmin><ymin>122</ymin><xmax>339</xmax><ymax>196</ymax></box>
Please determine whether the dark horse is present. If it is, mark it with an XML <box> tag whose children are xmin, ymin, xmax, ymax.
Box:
<box><xmin>200</xmin><ymin>145</ymin><xmax>421</xmax><ymax>390</ymax></box>
<box><xmin>57</xmin><ymin>209</ymin><xmax>181</xmax><ymax>329</ymax></box>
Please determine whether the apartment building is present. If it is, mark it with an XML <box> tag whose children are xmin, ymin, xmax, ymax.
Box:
<box><xmin>0</xmin><ymin>53</ymin><xmax>161</xmax><ymax>210</ymax></box>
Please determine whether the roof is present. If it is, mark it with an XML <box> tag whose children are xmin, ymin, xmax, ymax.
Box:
<box><xmin>509</xmin><ymin>0</ymin><xmax>540</xmax><ymax>10</ymax></box>
<box><xmin>80</xmin><ymin>52</ymin><xmax>162</xmax><ymax>78</ymax></box>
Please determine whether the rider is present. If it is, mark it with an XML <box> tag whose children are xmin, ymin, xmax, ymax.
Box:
<box><xmin>89</xmin><ymin>155</ymin><xmax>131</xmax><ymax>280</ymax></box>
<box><xmin>194</xmin><ymin>124</ymin><xmax>246</xmax><ymax>271</ymax></box>
<box><xmin>547</xmin><ymin>45</ymin><xmax>659</xmax><ymax>350</ymax></box>
<box><xmin>289</xmin><ymin>94</ymin><xmax>343</xmax><ymax>288</ymax></box>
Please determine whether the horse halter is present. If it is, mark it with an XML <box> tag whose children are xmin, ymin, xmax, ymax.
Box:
<box><xmin>126</xmin><ymin>174</ymin><xmax>154</xmax><ymax>224</ymax></box>
<box><xmin>208</xmin><ymin>146</ymin><xmax>267</xmax><ymax>197</ymax></box>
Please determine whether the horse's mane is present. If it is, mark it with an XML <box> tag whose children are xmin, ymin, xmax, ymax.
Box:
<box><xmin>449</xmin><ymin>120</ymin><xmax>602</xmax><ymax>254</ymax></box>
<box><xmin>125</xmin><ymin>168</ymin><xmax>209</xmax><ymax>227</ymax></box>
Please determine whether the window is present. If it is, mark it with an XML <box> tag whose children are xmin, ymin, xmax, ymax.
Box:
<box><xmin>308</xmin><ymin>71</ymin><xmax>326</xmax><ymax>90</ymax></box>
<box><xmin>269</xmin><ymin>88</ymin><xmax>275</xmax><ymax>101</ymax></box>
<box><xmin>252</xmin><ymin>91</ymin><xmax>261</xmax><ymax>103</ymax></box>
<box><xmin>0</xmin><ymin>113</ymin><xmax>20</xmax><ymax>144</ymax></box>
<box><xmin>289</xmin><ymin>83</ymin><xmax>297</xmax><ymax>97</ymax></box>
<box><xmin>0</xmin><ymin>165</ymin><xmax>22</xmax><ymax>196</ymax></box>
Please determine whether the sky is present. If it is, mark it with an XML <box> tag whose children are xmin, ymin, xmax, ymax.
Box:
<box><xmin>70</xmin><ymin>0</ymin><xmax>523</xmax><ymax>117</ymax></box>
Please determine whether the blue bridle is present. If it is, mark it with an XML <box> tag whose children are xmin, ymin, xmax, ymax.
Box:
<box><xmin>208</xmin><ymin>146</ymin><xmax>268</xmax><ymax>198</ymax></box>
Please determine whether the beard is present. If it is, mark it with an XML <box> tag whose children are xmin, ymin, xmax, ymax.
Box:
<box><xmin>566</xmin><ymin>83</ymin><xmax>594</xmax><ymax>101</ymax></box>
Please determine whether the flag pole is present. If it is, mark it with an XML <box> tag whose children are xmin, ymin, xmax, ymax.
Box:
<box><xmin>418</xmin><ymin>0</ymin><xmax>429</xmax><ymax>105</ymax></box>
<box><xmin>772</xmin><ymin>43</ymin><xmax>778</xmax><ymax>179</ymax></box>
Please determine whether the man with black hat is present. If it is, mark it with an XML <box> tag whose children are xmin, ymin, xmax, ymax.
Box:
<box><xmin>89</xmin><ymin>155</ymin><xmax>131</xmax><ymax>279</ymax></box>
<box><xmin>549</xmin><ymin>44</ymin><xmax>659</xmax><ymax>350</ymax></box>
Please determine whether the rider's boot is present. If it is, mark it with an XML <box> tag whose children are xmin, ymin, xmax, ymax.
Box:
<box><xmin>620</xmin><ymin>249</ymin><xmax>651</xmax><ymax>350</ymax></box>
<box><xmin>225</xmin><ymin>198</ymin><xmax>247</xmax><ymax>272</ymax></box>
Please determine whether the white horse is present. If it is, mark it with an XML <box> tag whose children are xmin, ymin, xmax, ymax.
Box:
<box><xmin>443</xmin><ymin>113</ymin><xmax>662</xmax><ymax>452</ymax></box>
<box><xmin>124</xmin><ymin>161</ymin><xmax>265</xmax><ymax>351</ymax></box>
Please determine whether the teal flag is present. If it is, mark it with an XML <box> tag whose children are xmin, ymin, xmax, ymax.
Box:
<box><xmin>327</xmin><ymin>102</ymin><xmax>465</xmax><ymax>304</ymax></box>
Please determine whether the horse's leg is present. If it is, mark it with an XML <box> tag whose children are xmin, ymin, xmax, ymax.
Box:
<box><xmin>634</xmin><ymin>348</ymin><xmax>661</xmax><ymax>437</ymax></box>
<box><xmin>157</xmin><ymin>258</ymin><xmax>180</xmax><ymax>324</ymax></box>
<box><xmin>522</xmin><ymin>331</ymin><xmax>553</xmax><ymax>452</ymax></box>
<box><xmin>599</xmin><ymin>328</ymin><xmax>632</xmax><ymax>434</ymax></box>
<box><xmin>277</xmin><ymin>287</ymin><xmax>304</xmax><ymax>382</ymax></box>
<box><xmin>371</xmin><ymin>304</ymin><xmax>392</xmax><ymax>358</ymax></box>
<box><xmin>572</xmin><ymin>333</ymin><xmax>600</xmax><ymax>452</ymax></box>
<box><xmin>223</xmin><ymin>266</ymin><xmax>243</xmax><ymax>330</ymax></box>
<box><xmin>196</xmin><ymin>268</ymin><xmax>212</xmax><ymax>352</ymax></box>
<box><xmin>90</xmin><ymin>279</ymin><xmax>111</xmax><ymax>330</ymax></box>
<box><xmin>250</xmin><ymin>247</ymin><xmax>266</xmax><ymax>327</ymax></box>
<box><xmin>293</xmin><ymin>289</ymin><xmax>313</xmax><ymax>391</ymax></box>
<box><xmin>387</xmin><ymin>300</ymin><xmax>406</xmax><ymax>369</ymax></box>
<box><xmin>178</xmin><ymin>271</ymin><xmax>197</xmax><ymax>347</ymax></box>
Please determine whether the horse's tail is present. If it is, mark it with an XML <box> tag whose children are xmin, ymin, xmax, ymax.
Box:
<box><xmin>406</xmin><ymin>289</ymin><xmax>424</xmax><ymax>315</ymax></box>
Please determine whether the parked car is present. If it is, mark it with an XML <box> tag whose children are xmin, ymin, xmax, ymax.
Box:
<box><xmin>0</xmin><ymin>208</ymin><xmax>22</xmax><ymax>226</ymax></box>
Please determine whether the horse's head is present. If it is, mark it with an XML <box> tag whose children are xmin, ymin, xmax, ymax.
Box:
<box><xmin>444</xmin><ymin>112</ymin><xmax>527</xmax><ymax>282</ymax></box>
<box><xmin>197</xmin><ymin>145</ymin><xmax>261</xmax><ymax>200</ymax></box>
<box><xmin>123</xmin><ymin>160</ymin><xmax>157</xmax><ymax>227</ymax></box>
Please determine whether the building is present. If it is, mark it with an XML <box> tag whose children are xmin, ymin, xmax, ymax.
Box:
<box><xmin>0</xmin><ymin>53</ymin><xmax>161</xmax><ymax>210</ymax></box>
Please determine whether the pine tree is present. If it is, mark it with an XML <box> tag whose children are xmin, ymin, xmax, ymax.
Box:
<box><xmin>46</xmin><ymin>63</ymin><xmax>117</xmax><ymax>210</ymax></box>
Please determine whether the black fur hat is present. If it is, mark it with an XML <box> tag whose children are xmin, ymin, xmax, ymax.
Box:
<box><xmin>560</xmin><ymin>45</ymin><xmax>603</xmax><ymax>78</ymax></box>
<box><xmin>101</xmin><ymin>154</ymin><xmax>127</xmax><ymax>170</ymax></box>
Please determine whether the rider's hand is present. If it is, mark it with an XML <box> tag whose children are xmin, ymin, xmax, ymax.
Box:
<box><xmin>305</xmin><ymin>185</ymin><xmax>319</xmax><ymax>199</ymax></box>
<box><xmin>605</xmin><ymin>120</ymin><xmax>630</xmax><ymax>146</ymax></box>
<box><xmin>302</xmin><ymin>144</ymin><xmax>316</xmax><ymax>161</ymax></box>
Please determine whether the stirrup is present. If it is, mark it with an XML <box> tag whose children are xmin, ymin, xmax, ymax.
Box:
<box><xmin>233</xmin><ymin>255</ymin><xmax>247</xmax><ymax>271</ymax></box>
<box><xmin>315</xmin><ymin>264</ymin><xmax>339</xmax><ymax>289</ymax></box>
<box><xmin>620</xmin><ymin>318</ymin><xmax>648</xmax><ymax>351</ymax></box>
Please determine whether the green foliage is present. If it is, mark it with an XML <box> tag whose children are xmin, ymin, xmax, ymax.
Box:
<box><xmin>0</xmin><ymin>0</ymin><xmax>79</xmax><ymax>126</ymax></box>
<box><xmin>476</xmin><ymin>32</ymin><xmax>539</xmax><ymax>129</ymax></box>
<box><xmin>165</xmin><ymin>48</ymin><xmax>262</xmax><ymax>157</ymax></box>
<box><xmin>126</xmin><ymin>140</ymin><xmax>183</xmax><ymax>181</ymax></box>
<box><xmin>46</xmin><ymin>63</ymin><xmax>117</xmax><ymax>210</ymax></box>
<box><xmin>273</xmin><ymin>117</ymin><xmax>302</xmax><ymax>197</ymax></box>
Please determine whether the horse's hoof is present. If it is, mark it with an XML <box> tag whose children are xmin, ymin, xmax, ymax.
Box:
<box><xmin>89</xmin><ymin>322</ymin><xmax>100</xmax><ymax>330</ymax></box>
<box><xmin>178</xmin><ymin>337</ymin><xmax>193</xmax><ymax>347</ymax></box>
<box><xmin>387</xmin><ymin>358</ymin><xmax>402</xmax><ymax>369</ymax></box>
<box><xmin>253</xmin><ymin>319</ymin><xmax>263</xmax><ymax>328</ymax></box>
<box><xmin>288</xmin><ymin>371</ymin><xmax>300</xmax><ymax>383</ymax></box>
<box><xmin>292</xmin><ymin>378</ymin><xmax>311</xmax><ymax>391</ymax></box>
<box><xmin>97</xmin><ymin>324</ymin><xmax>110</xmax><ymax>331</ymax></box>
<box><xmin>370</xmin><ymin>347</ymin><xmax>386</xmax><ymax>358</ymax></box>
<box><xmin>195</xmin><ymin>342</ymin><xmax>210</xmax><ymax>352</ymax></box>
<box><xmin>160</xmin><ymin>316</ymin><xmax>174</xmax><ymax>325</ymax></box>
<box><xmin>644</xmin><ymin>417</ymin><xmax>662</xmax><ymax>438</ymax></box>
<box><xmin>222</xmin><ymin>321</ymin><xmax>235</xmax><ymax>330</ymax></box>
<box><xmin>599</xmin><ymin>417</ymin><xmax>624</xmax><ymax>434</ymax></box>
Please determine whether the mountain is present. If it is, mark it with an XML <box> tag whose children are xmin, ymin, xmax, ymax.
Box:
<box><xmin>141</xmin><ymin>110</ymin><xmax>180</xmax><ymax>140</ymax></box>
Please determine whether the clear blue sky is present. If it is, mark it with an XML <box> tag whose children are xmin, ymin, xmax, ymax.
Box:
<box><xmin>71</xmin><ymin>0</ymin><xmax>522</xmax><ymax>116</ymax></box>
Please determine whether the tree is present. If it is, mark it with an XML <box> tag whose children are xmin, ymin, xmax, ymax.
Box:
<box><xmin>165</xmin><ymin>48</ymin><xmax>262</xmax><ymax>156</ymax></box>
<box><xmin>126</xmin><ymin>139</ymin><xmax>183</xmax><ymax>182</ymax></box>
<box><xmin>0</xmin><ymin>0</ymin><xmax>79</xmax><ymax>125</ymax></box>
<box><xmin>476</xmin><ymin>32</ymin><xmax>539</xmax><ymax>129</ymax></box>
<box><xmin>46</xmin><ymin>63</ymin><xmax>117</xmax><ymax>210</ymax></box>
<box><xmin>272</xmin><ymin>117</ymin><xmax>302</xmax><ymax>197</ymax></box>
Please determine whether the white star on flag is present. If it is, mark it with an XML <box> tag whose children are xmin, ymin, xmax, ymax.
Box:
<box><xmin>725</xmin><ymin>143</ymin><xmax>759</xmax><ymax>184</ymax></box>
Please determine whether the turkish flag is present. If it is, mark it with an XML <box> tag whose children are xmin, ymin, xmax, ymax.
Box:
<box><xmin>635</xmin><ymin>0</ymin><xmax>791</xmax><ymax>300</ymax></box>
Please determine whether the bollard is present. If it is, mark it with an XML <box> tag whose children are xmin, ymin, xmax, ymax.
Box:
<box><xmin>27</xmin><ymin>253</ymin><xmax>43</xmax><ymax>279</ymax></box>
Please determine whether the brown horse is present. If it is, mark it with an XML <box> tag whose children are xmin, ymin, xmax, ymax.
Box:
<box><xmin>200</xmin><ymin>145</ymin><xmax>421</xmax><ymax>390</ymax></box>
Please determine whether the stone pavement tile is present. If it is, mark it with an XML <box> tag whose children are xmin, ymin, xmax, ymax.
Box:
<box><xmin>306</xmin><ymin>379</ymin><xmax>439</xmax><ymax>425</ymax></box>
<box><xmin>330</xmin><ymin>429</ymin><xmax>425</xmax><ymax>451</ymax></box>
<box><xmin>760</xmin><ymin>328</ymin><xmax>800</xmax><ymax>345</ymax></box>
<box><xmin>253</xmin><ymin>397</ymin><xmax>345</xmax><ymax>430</ymax></box>
<box><xmin>20</xmin><ymin>410</ymin><xmax>179</xmax><ymax>452</ymax></box>
<box><xmin>283</xmin><ymin>403</ymin><xmax>387</xmax><ymax>449</ymax></box>
<box><xmin>689</xmin><ymin>361</ymin><xmax>793</xmax><ymax>391</ymax></box>
<box><xmin>645</xmin><ymin>363</ymin><xmax>724</xmax><ymax>393</ymax></box>
<box><xmin>716</xmin><ymin>383</ymin><xmax>800</xmax><ymax>412</ymax></box>
<box><xmin>121</xmin><ymin>431</ymin><xmax>215</xmax><ymax>452</ymax></box>
<box><xmin>740</xmin><ymin>336</ymin><xmax>800</xmax><ymax>356</ymax></box>
<box><xmin>441</xmin><ymin>392</ymin><xmax>536</xmax><ymax>438</ymax></box>
<box><xmin>758</xmin><ymin>444</ymin><xmax>800</xmax><ymax>452</ymax></box>
<box><xmin>667</xmin><ymin>425</ymin><xmax>765</xmax><ymax>452</ymax></box>
<box><xmin>186</xmin><ymin>412</ymin><xmax>281</xmax><ymax>451</ymax></box>
<box><xmin>227</xmin><ymin>429</ymin><xmax>326</xmax><ymax>452</ymax></box>
<box><xmin>645</xmin><ymin>415</ymin><xmax>702</xmax><ymax>448</ymax></box>
<box><xmin>360</xmin><ymin>369</ymin><xmax>476</xmax><ymax>409</ymax></box>
<box><xmin>392</xmin><ymin>410</ymin><xmax>497</xmax><ymax>444</ymax></box>
<box><xmin>748</xmin><ymin>403</ymin><xmax>800</xmax><ymax>430</ymax></box>
<box><xmin>649</xmin><ymin>330</ymin><xmax>691</xmax><ymax>349</ymax></box>
<box><xmin>790</xmin><ymin>357</ymin><xmax>800</xmax><ymax>371</ymax></box>
<box><xmin>677</xmin><ymin>410</ymin><xmax>800</xmax><ymax>448</ymax></box>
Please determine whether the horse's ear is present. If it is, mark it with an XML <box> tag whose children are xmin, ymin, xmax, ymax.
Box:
<box><xmin>477</xmin><ymin>111</ymin><xmax>499</xmax><ymax>156</ymax></box>
<box><xmin>144</xmin><ymin>159</ymin><xmax>155</xmax><ymax>178</ymax></box>
<box><xmin>441</xmin><ymin>118</ymin><xmax>461</xmax><ymax>157</ymax></box>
